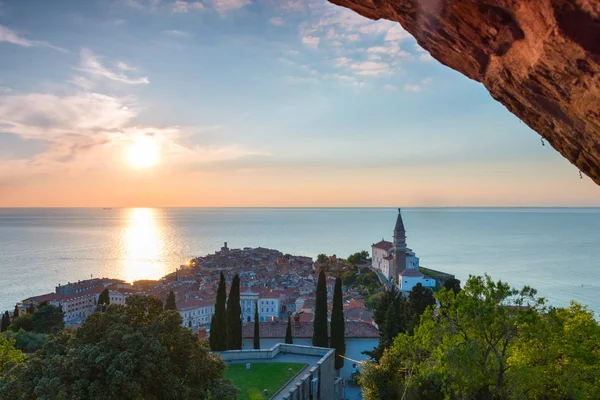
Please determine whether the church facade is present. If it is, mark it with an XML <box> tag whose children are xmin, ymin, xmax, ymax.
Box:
<box><xmin>371</xmin><ymin>209</ymin><xmax>436</xmax><ymax>291</ymax></box>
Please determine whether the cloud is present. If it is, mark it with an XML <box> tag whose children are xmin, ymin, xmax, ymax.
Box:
<box><xmin>302</xmin><ymin>36</ymin><xmax>320</xmax><ymax>48</ymax></box>
<box><xmin>384</xmin><ymin>84</ymin><xmax>397</xmax><ymax>91</ymax></box>
<box><xmin>0</xmin><ymin>24</ymin><xmax>66</xmax><ymax>52</ymax></box>
<box><xmin>270</xmin><ymin>17</ymin><xmax>285</xmax><ymax>26</ymax></box>
<box><xmin>206</xmin><ymin>0</ymin><xmax>251</xmax><ymax>12</ymax></box>
<box><xmin>403</xmin><ymin>84</ymin><xmax>421</xmax><ymax>92</ymax></box>
<box><xmin>78</xmin><ymin>48</ymin><xmax>149</xmax><ymax>85</ymax></box>
<box><xmin>0</xmin><ymin>92</ymin><xmax>136</xmax><ymax>140</ymax></box>
<box><xmin>172</xmin><ymin>0</ymin><xmax>204</xmax><ymax>13</ymax></box>
<box><xmin>385</xmin><ymin>25</ymin><xmax>411</xmax><ymax>41</ymax></box>
<box><xmin>117</xmin><ymin>62</ymin><xmax>137</xmax><ymax>71</ymax></box>
<box><xmin>415</xmin><ymin>44</ymin><xmax>434</xmax><ymax>62</ymax></box>
<box><xmin>350</xmin><ymin>61</ymin><xmax>390</xmax><ymax>76</ymax></box>
<box><xmin>165</xmin><ymin>29</ymin><xmax>192</xmax><ymax>37</ymax></box>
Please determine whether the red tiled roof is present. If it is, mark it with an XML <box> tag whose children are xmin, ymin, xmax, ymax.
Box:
<box><xmin>242</xmin><ymin>320</ymin><xmax>379</xmax><ymax>339</ymax></box>
<box><xmin>177</xmin><ymin>299</ymin><xmax>214</xmax><ymax>311</ymax></box>
<box><xmin>372</xmin><ymin>240</ymin><xmax>393</xmax><ymax>250</ymax></box>
<box><xmin>26</xmin><ymin>292</ymin><xmax>63</xmax><ymax>304</ymax></box>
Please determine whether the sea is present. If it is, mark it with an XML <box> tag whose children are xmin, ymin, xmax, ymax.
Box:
<box><xmin>0</xmin><ymin>208</ymin><xmax>599</xmax><ymax>317</ymax></box>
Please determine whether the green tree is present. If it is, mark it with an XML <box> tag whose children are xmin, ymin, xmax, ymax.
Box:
<box><xmin>408</xmin><ymin>283</ymin><xmax>435</xmax><ymax>330</ymax></box>
<box><xmin>347</xmin><ymin>250</ymin><xmax>370</xmax><ymax>266</ymax></box>
<box><xmin>165</xmin><ymin>289</ymin><xmax>177</xmax><ymax>311</ymax></box>
<box><xmin>30</xmin><ymin>304</ymin><xmax>64</xmax><ymax>334</ymax></box>
<box><xmin>0</xmin><ymin>295</ymin><xmax>237</xmax><ymax>400</ymax></box>
<box><xmin>359</xmin><ymin>275</ymin><xmax>561</xmax><ymax>400</ymax></box>
<box><xmin>443</xmin><ymin>277</ymin><xmax>461</xmax><ymax>294</ymax></box>
<box><xmin>2</xmin><ymin>329</ymin><xmax>47</xmax><ymax>353</ymax></box>
<box><xmin>8</xmin><ymin>314</ymin><xmax>32</xmax><ymax>333</ymax></box>
<box><xmin>97</xmin><ymin>288</ymin><xmax>110</xmax><ymax>311</ymax></box>
<box><xmin>285</xmin><ymin>315</ymin><xmax>293</xmax><ymax>344</ymax></box>
<box><xmin>1</xmin><ymin>311</ymin><xmax>10</xmax><ymax>332</ymax></box>
<box><xmin>316</xmin><ymin>254</ymin><xmax>328</xmax><ymax>264</ymax></box>
<box><xmin>312</xmin><ymin>269</ymin><xmax>328</xmax><ymax>348</ymax></box>
<box><xmin>0</xmin><ymin>335</ymin><xmax>25</xmax><ymax>373</ymax></box>
<box><xmin>330</xmin><ymin>277</ymin><xmax>345</xmax><ymax>370</ymax></box>
<box><xmin>209</xmin><ymin>272</ymin><xmax>228</xmax><ymax>351</ymax></box>
<box><xmin>12</xmin><ymin>306</ymin><xmax>18</xmax><ymax>320</ymax></box>
<box><xmin>226</xmin><ymin>274</ymin><xmax>242</xmax><ymax>350</ymax></box>
<box><xmin>253</xmin><ymin>303</ymin><xmax>260</xmax><ymax>349</ymax></box>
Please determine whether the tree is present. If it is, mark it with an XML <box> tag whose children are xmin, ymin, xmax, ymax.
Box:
<box><xmin>408</xmin><ymin>283</ymin><xmax>436</xmax><ymax>329</ymax></box>
<box><xmin>165</xmin><ymin>289</ymin><xmax>177</xmax><ymax>311</ymax></box>
<box><xmin>316</xmin><ymin>254</ymin><xmax>328</xmax><ymax>264</ymax></box>
<box><xmin>12</xmin><ymin>305</ymin><xmax>18</xmax><ymax>320</ymax></box>
<box><xmin>347</xmin><ymin>250</ymin><xmax>370</xmax><ymax>266</ymax></box>
<box><xmin>285</xmin><ymin>315</ymin><xmax>293</xmax><ymax>344</ymax></box>
<box><xmin>210</xmin><ymin>272</ymin><xmax>228</xmax><ymax>351</ymax></box>
<box><xmin>312</xmin><ymin>269</ymin><xmax>328</xmax><ymax>348</ymax></box>
<box><xmin>253</xmin><ymin>303</ymin><xmax>260</xmax><ymax>349</ymax></box>
<box><xmin>1</xmin><ymin>311</ymin><xmax>10</xmax><ymax>332</ymax></box>
<box><xmin>0</xmin><ymin>295</ymin><xmax>237</xmax><ymax>400</ymax></box>
<box><xmin>359</xmin><ymin>275</ymin><xmax>570</xmax><ymax>400</ymax></box>
<box><xmin>226</xmin><ymin>274</ymin><xmax>242</xmax><ymax>350</ymax></box>
<box><xmin>97</xmin><ymin>288</ymin><xmax>110</xmax><ymax>311</ymax></box>
<box><xmin>443</xmin><ymin>277</ymin><xmax>461</xmax><ymax>294</ymax></box>
<box><xmin>8</xmin><ymin>314</ymin><xmax>32</xmax><ymax>333</ymax></box>
<box><xmin>30</xmin><ymin>304</ymin><xmax>64</xmax><ymax>334</ymax></box>
<box><xmin>330</xmin><ymin>277</ymin><xmax>345</xmax><ymax>370</ymax></box>
<box><xmin>0</xmin><ymin>335</ymin><xmax>25</xmax><ymax>372</ymax></box>
<box><xmin>2</xmin><ymin>329</ymin><xmax>47</xmax><ymax>353</ymax></box>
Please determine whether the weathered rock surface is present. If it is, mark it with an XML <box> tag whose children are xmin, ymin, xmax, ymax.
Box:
<box><xmin>329</xmin><ymin>0</ymin><xmax>600</xmax><ymax>184</ymax></box>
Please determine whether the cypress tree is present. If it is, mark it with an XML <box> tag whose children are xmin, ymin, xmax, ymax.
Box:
<box><xmin>285</xmin><ymin>315</ymin><xmax>293</xmax><ymax>344</ymax></box>
<box><xmin>330</xmin><ymin>277</ymin><xmax>345</xmax><ymax>369</ymax></box>
<box><xmin>98</xmin><ymin>288</ymin><xmax>110</xmax><ymax>311</ymax></box>
<box><xmin>164</xmin><ymin>289</ymin><xmax>177</xmax><ymax>311</ymax></box>
<box><xmin>209</xmin><ymin>314</ymin><xmax>216</xmax><ymax>349</ymax></box>
<box><xmin>226</xmin><ymin>274</ymin><xmax>242</xmax><ymax>350</ymax></box>
<box><xmin>312</xmin><ymin>269</ymin><xmax>328</xmax><ymax>348</ymax></box>
<box><xmin>13</xmin><ymin>305</ymin><xmax>19</xmax><ymax>319</ymax></box>
<box><xmin>1</xmin><ymin>311</ymin><xmax>10</xmax><ymax>332</ymax></box>
<box><xmin>253</xmin><ymin>302</ymin><xmax>260</xmax><ymax>349</ymax></box>
<box><xmin>210</xmin><ymin>272</ymin><xmax>228</xmax><ymax>351</ymax></box>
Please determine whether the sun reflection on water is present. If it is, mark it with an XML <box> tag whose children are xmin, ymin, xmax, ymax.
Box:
<box><xmin>121</xmin><ymin>208</ymin><xmax>168</xmax><ymax>283</ymax></box>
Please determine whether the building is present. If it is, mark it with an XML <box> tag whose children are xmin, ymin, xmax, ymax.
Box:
<box><xmin>177</xmin><ymin>299</ymin><xmax>214</xmax><ymax>331</ymax></box>
<box><xmin>218</xmin><ymin>343</ymin><xmax>342</xmax><ymax>400</ymax></box>
<box><xmin>371</xmin><ymin>209</ymin><xmax>436</xmax><ymax>290</ymax></box>
<box><xmin>258</xmin><ymin>291</ymin><xmax>281</xmax><ymax>321</ymax></box>
<box><xmin>240</xmin><ymin>288</ymin><xmax>259</xmax><ymax>322</ymax></box>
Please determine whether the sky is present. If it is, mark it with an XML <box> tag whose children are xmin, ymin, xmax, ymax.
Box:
<box><xmin>0</xmin><ymin>0</ymin><xmax>598</xmax><ymax>207</ymax></box>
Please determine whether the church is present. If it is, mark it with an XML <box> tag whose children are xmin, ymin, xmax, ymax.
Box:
<box><xmin>371</xmin><ymin>209</ymin><xmax>436</xmax><ymax>291</ymax></box>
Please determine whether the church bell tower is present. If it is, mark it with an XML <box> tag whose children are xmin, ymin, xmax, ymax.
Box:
<box><xmin>392</xmin><ymin>208</ymin><xmax>407</xmax><ymax>284</ymax></box>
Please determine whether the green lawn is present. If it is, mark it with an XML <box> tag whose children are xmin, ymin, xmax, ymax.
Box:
<box><xmin>224</xmin><ymin>362</ymin><xmax>306</xmax><ymax>400</ymax></box>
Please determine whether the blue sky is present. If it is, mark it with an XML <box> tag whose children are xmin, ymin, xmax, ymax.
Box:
<box><xmin>0</xmin><ymin>0</ymin><xmax>598</xmax><ymax>207</ymax></box>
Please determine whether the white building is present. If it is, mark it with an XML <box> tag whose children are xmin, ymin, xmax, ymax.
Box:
<box><xmin>258</xmin><ymin>293</ymin><xmax>280</xmax><ymax>322</ymax></box>
<box><xmin>371</xmin><ymin>209</ymin><xmax>437</xmax><ymax>291</ymax></box>
<box><xmin>371</xmin><ymin>240</ymin><xmax>394</xmax><ymax>280</ymax></box>
<box><xmin>240</xmin><ymin>288</ymin><xmax>259</xmax><ymax>322</ymax></box>
<box><xmin>399</xmin><ymin>269</ymin><xmax>436</xmax><ymax>291</ymax></box>
<box><xmin>178</xmin><ymin>299</ymin><xmax>214</xmax><ymax>331</ymax></box>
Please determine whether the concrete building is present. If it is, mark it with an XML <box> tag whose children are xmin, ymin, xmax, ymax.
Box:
<box><xmin>241</xmin><ymin>320</ymin><xmax>380</xmax><ymax>380</ymax></box>
<box><xmin>259</xmin><ymin>292</ymin><xmax>281</xmax><ymax>321</ymax></box>
<box><xmin>177</xmin><ymin>299</ymin><xmax>214</xmax><ymax>331</ymax></box>
<box><xmin>240</xmin><ymin>288</ymin><xmax>259</xmax><ymax>322</ymax></box>
<box><xmin>218</xmin><ymin>343</ymin><xmax>342</xmax><ymax>400</ymax></box>
<box><xmin>399</xmin><ymin>269</ymin><xmax>436</xmax><ymax>291</ymax></box>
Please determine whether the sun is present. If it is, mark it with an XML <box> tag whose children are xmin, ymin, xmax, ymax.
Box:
<box><xmin>126</xmin><ymin>137</ymin><xmax>159</xmax><ymax>168</ymax></box>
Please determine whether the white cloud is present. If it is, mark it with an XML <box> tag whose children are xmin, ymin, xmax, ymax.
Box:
<box><xmin>117</xmin><ymin>62</ymin><xmax>137</xmax><ymax>71</ymax></box>
<box><xmin>207</xmin><ymin>0</ymin><xmax>251</xmax><ymax>11</ymax></box>
<box><xmin>0</xmin><ymin>24</ymin><xmax>66</xmax><ymax>52</ymax></box>
<box><xmin>302</xmin><ymin>36</ymin><xmax>320</xmax><ymax>48</ymax></box>
<box><xmin>0</xmin><ymin>92</ymin><xmax>136</xmax><ymax>140</ymax></box>
<box><xmin>414</xmin><ymin>44</ymin><xmax>434</xmax><ymax>62</ymax></box>
<box><xmin>385</xmin><ymin>25</ymin><xmax>411</xmax><ymax>41</ymax></box>
<box><xmin>165</xmin><ymin>29</ymin><xmax>192</xmax><ymax>37</ymax></box>
<box><xmin>78</xmin><ymin>48</ymin><xmax>149</xmax><ymax>85</ymax></box>
<box><xmin>384</xmin><ymin>84</ymin><xmax>397</xmax><ymax>91</ymax></box>
<box><xmin>403</xmin><ymin>84</ymin><xmax>421</xmax><ymax>92</ymax></box>
<box><xmin>270</xmin><ymin>17</ymin><xmax>285</xmax><ymax>26</ymax></box>
<box><xmin>172</xmin><ymin>0</ymin><xmax>204</xmax><ymax>12</ymax></box>
<box><xmin>350</xmin><ymin>61</ymin><xmax>389</xmax><ymax>76</ymax></box>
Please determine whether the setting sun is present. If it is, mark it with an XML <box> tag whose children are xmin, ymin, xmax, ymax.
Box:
<box><xmin>126</xmin><ymin>137</ymin><xmax>159</xmax><ymax>168</ymax></box>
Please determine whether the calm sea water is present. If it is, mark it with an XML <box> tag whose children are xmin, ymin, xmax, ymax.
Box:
<box><xmin>0</xmin><ymin>208</ymin><xmax>598</xmax><ymax>316</ymax></box>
